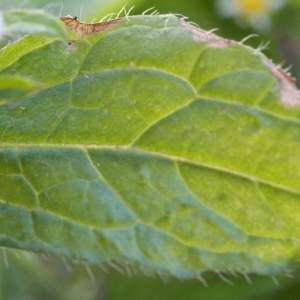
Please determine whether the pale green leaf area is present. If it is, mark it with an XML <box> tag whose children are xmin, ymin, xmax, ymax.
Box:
<box><xmin>0</xmin><ymin>76</ymin><xmax>43</xmax><ymax>101</ymax></box>
<box><xmin>0</xmin><ymin>15</ymin><xmax>300</xmax><ymax>278</ymax></box>
<box><xmin>1</xmin><ymin>9</ymin><xmax>68</xmax><ymax>38</ymax></box>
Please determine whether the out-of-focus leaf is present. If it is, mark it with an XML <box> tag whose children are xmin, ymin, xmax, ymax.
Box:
<box><xmin>1</xmin><ymin>9</ymin><xmax>68</xmax><ymax>38</ymax></box>
<box><xmin>0</xmin><ymin>76</ymin><xmax>43</xmax><ymax>101</ymax></box>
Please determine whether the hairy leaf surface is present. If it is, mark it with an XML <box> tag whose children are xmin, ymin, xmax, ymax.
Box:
<box><xmin>0</xmin><ymin>15</ymin><xmax>300</xmax><ymax>277</ymax></box>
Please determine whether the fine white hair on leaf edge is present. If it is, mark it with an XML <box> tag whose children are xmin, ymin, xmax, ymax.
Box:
<box><xmin>84</xmin><ymin>262</ymin><xmax>96</xmax><ymax>283</ymax></box>
<box><xmin>271</xmin><ymin>275</ymin><xmax>279</xmax><ymax>286</ymax></box>
<box><xmin>239</xmin><ymin>34</ymin><xmax>259</xmax><ymax>45</ymax></box>
<box><xmin>142</xmin><ymin>7</ymin><xmax>156</xmax><ymax>15</ymax></box>
<box><xmin>216</xmin><ymin>270</ymin><xmax>234</xmax><ymax>286</ymax></box>
<box><xmin>196</xmin><ymin>274</ymin><xmax>208</xmax><ymax>287</ymax></box>
<box><xmin>2</xmin><ymin>248</ymin><xmax>8</xmax><ymax>268</ymax></box>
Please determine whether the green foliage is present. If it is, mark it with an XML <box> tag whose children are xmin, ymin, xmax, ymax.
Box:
<box><xmin>2</xmin><ymin>249</ymin><xmax>300</xmax><ymax>300</ymax></box>
<box><xmin>0</xmin><ymin>8</ymin><xmax>300</xmax><ymax>298</ymax></box>
<box><xmin>1</xmin><ymin>9</ymin><xmax>68</xmax><ymax>38</ymax></box>
<box><xmin>0</xmin><ymin>8</ymin><xmax>300</xmax><ymax>300</ymax></box>
<box><xmin>0</xmin><ymin>76</ymin><xmax>43</xmax><ymax>101</ymax></box>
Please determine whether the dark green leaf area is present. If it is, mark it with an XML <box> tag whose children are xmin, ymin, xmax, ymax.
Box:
<box><xmin>1</xmin><ymin>147</ymin><xmax>297</xmax><ymax>276</ymax></box>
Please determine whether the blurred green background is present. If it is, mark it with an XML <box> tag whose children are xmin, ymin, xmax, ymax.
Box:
<box><xmin>1</xmin><ymin>249</ymin><xmax>300</xmax><ymax>300</ymax></box>
<box><xmin>1</xmin><ymin>0</ymin><xmax>300</xmax><ymax>299</ymax></box>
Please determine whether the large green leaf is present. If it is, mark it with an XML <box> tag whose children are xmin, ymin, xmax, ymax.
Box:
<box><xmin>0</xmin><ymin>14</ymin><xmax>300</xmax><ymax>278</ymax></box>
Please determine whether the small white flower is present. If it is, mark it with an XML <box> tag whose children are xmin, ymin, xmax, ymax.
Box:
<box><xmin>216</xmin><ymin>0</ymin><xmax>286</xmax><ymax>31</ymax></box>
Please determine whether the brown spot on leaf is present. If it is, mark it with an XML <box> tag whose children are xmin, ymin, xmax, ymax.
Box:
<box><xmin>179</xmin><ymin>18</ymin><xmax>300</xmax><ymax>107</ymax></box>
<box><xmin>66</xmin><ymin>40</ymin><xmax>75</xmax><ymax>53</ymax></box>
<box><xmin>60</xmin><ymin>16</ymin><xmax>120</xmax><ymax>39</ymax></box>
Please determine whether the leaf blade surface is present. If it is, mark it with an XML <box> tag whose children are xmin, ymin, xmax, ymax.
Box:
<box><xmin>1</xmin><ymin>15</ymin><xmax>300</xmax><ymax>277</ymax></box>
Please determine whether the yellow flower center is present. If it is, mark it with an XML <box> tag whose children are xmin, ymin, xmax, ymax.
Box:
<box><xmin>240</xmin><ymin>0</ymin><xmax>269</xmax><ymax>14</ymax></box>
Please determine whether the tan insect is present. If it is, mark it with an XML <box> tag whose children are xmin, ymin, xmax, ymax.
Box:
<box><xmin>60</xmin><ymin>16</ymin><xmax>119</xmax><ymax>39</ymax></box>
